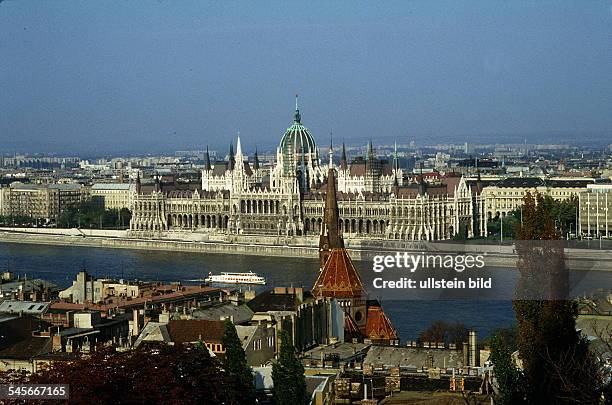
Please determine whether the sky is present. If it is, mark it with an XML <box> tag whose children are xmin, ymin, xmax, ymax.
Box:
<box><xmin>1</xmin><ymin>1</ymin><xmax>611</xmax><ymax>155</ymax></box>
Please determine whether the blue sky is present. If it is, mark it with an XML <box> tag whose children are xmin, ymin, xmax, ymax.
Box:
<box><xmin>1</xmin><ymin>1</ymin><xmax>611</xmax><ymax>155</ymax></box>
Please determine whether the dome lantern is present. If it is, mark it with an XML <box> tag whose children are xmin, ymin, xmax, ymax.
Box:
<box><xmin>279</xmin><ymin>97</ymin><xmax>319</xmax><ymax>175</ymax></box>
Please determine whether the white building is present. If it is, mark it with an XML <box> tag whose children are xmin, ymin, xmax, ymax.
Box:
<box><xmin>129</xmin><ymin>101</ymin><xmax>479</xmax><ymax>240</ymax></box>
<box><xmin>579</xmin><ymin>184</ymin><xmax>612</xmax><ymax>238</ymax></box>
<box><xmin>90</xmin><ymin>183</ymin><xmax>135</xmax><ymax>211</ymax></box>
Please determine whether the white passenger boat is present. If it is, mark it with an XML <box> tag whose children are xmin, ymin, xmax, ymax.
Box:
<box><xmin>204</xmin><ymin>271</ymin><xmax>266</xmax><ymax>285</ymax></box>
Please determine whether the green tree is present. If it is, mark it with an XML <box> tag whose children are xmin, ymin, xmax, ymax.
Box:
<box><xmin>221</xmin><ymin>318</ymin><xmax>256</xmax><ymax>405</ymax></box>
<box><xmin>57</xmin><ymin>199</ymin><xmax>131</xmax><ymax>229</ymax></box>
<box><xmin>272</xmin><ymin>330</ymin><xmax>308</xmax><ymax>405</ymax></box>
<box><xmin>486</xmin><ymin>209</ymin><xmax>520</xmax><ymax>240</ymax></box>
<box><xmin>512</xmin><ymin>192</ymin><xmax>600</xmax><ymax>404</ymax></box>
<box><xmin>489</xmin><ymin>327</ymin><xmax>524</xmax><ymax>404</ymax></box>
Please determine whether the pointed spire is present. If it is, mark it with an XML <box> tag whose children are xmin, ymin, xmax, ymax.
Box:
<box><xmin>319</xmin><ymin>168</ymin><xmax>344</xmax><ymax>269</ymax></box>
<box><xmin>253</xmin><ymin>145</ymin><xmax>260</xmax><ymax>170</ymax></box>
<box><xmin>204</xmin><ymin>146</ymin><xmax>211</xmax><ymax>171</ymax></box>
<box><xmin>135</xmin><ymin>172</ymin><xmax>141</xmax><ymax>194</ymax></box>
<box><xmin>340</xmin><ymin>142</ymin><xmax>348</xmax><ymax>170</ymax></box>
<box><xmin>328</xmin><ymin>131</ymin><xmax>334</xmax><ymax>168</ymax></box>
<box><xmin>365</xmin><ymin>139</ymin><xmax>376</xmax><ymax>165</ymax></box>
<box><xmin>418</xmin><ymin>162</ymin><xmax>426</xmax><ymax>196</ymax></box>
<box><xmin>294</xmin><ymin>94</ymin><xmax>301</xmax><ymax>123</ymax></box>
<box><xmin>391</xmin><ymin>141</ymin><xmax>399</xmax><ymax>171</ymax></box>
<box><xmin>365</xmin><ymin>140</ymin><xmax>376</xmax><ymax>176</ymax></box>
<box><xmin>154</xmin><ymin>172</ymin><xmax>161</xmax><ymax>192</ymax></box>
<box><xmin>476</xmin><ymin>166</ymin><xmax>483</xmax><ymax>193</ymax></box>
<box><xmin>236</xmin><ymin>134</ymin><xmax>242</xmax><ymax>157</ymax></box>
<box><xmin>228</xmin><ymin>141</ymin><xmax>235</xmax><ymax>170</ymax></box>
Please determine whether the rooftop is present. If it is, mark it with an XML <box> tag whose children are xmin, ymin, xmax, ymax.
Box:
<box><xmin>303</xmin><ymin>342</ymin><xmax>371</xmax><ymax>362</ymax></box>
<box><xmin>52</xmin><ymin>284</ymin><xmax>221</xmax><ymax>312</ymax></box>
<box><xmin>191</xmin><ymin>303</ymin><xmax>254</xmax><ymax>325</ymax></box>
<box><xmin>247</xmin><ymin>289</ymin><xmax>311</xmax><ymax>313</ymax></box>
<box><xmin>312</xmin><ymin>248</ymin><xmax>365</xmax><ymax>299</ymax></box>
<box><xmin>166</xmin><ymin>319</ymin><xmax>225</xmax><ymax>344</ymax></box>
<box><xmin>364</xmin><ymin>345</ymin><xmax>464</xmax><ymax>370</ymax></box>
<box><xmin>91</xmin><ymin>183</ymin><xmax>133</xmax><ymax>190</ymax></box>
<box><xmin>0</xmin><ymin>300</ymin><xmax>50</xmax><ymax>315</ymax></box>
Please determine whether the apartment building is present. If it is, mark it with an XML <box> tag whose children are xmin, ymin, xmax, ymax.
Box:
<box><xmin>0</xmin><ymin>182</ymin><xmax>88</xmax><ymax>221</ymax></box>
<box><xmin>90</xmin><ymin>183</ymin><xmax>135</xmax><ymax>211</ymax></box>
<box><xmin>579</xmin><ymin>184</ymin><xmax>612</xmax><ymax>238</ymax></box>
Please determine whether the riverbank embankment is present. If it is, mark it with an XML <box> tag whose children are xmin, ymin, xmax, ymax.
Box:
<box><xmin>0</xmin><ymin>227</ymin><xmax>610</xmax><ymax>271</ymax></box>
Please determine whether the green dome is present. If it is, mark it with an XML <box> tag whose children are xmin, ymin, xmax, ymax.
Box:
<box><xmin>279</xmin><ymin>105</ymin><xmax>318</xmax><ymax>174</ymax></box>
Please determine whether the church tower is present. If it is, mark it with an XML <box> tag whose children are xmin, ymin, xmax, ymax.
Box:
<box><xmin>313</xmin><ymin>166</ymin><xmax>368</xmax><ymax>332</ymax></box>
<box><xmin>313</xmin><ymin>166</ymin><xmax>398</xmax><ymax>343</ymax></box>
<box><xmin>318</xmin><ymin>167</ymin><xmax>344</xmax><ymax>269</ymax></box>
<box><xmin>364</xmin><ymin>140</ymin><xmax>380</xmax><ymax>192</ymax></box>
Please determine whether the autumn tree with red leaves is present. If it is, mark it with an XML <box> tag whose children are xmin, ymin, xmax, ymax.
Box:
<box><xmin>3</xmin><ymin>343</ymin><xmax>240</xmax><ymax>405</ymax></box>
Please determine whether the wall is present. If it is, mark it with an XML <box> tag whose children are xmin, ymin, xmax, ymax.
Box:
<box><xmin>0</xmin><ymin>227</ymin><xmax>611</xmax><ymax>271</ymax></box>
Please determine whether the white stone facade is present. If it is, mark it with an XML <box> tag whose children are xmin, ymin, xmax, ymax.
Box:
<box><xmin>129</xmin><ymin>106</ymin><xmax>478</xmax><ymax>241</ymax></box>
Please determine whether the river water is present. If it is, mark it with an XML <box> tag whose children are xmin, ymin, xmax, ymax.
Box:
<box><xmin>2</xmin><ymin>242</ymin><xmax>610</xmax><ymax>341</ymax></box>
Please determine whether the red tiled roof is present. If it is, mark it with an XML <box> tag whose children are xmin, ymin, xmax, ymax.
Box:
<box><xmin>394</xmin><ymin>187</ymin><xmax>420</xmax><ymax>198</ymax></box>
<box><xmin>312</xmin><ymin>248</ymin><xmax>365</xmax><ymax>299</ymax></box>
<box><xmin>365</xmin><ymin>305</ymin><xmax>398</xmax><ymax>342</ymax></box>
<box><xmin>49</xmin><ymin>302</ymin><xmax>87</xmax><ymax>311</ymax></box>
<box><xmin>166</xmin><ymin>319</ymin><xmax>225</xmax><ymax>344</ymax></box>
<box><xmin>426</xmin><ymin>184</ymin><xmax>450</xmax><ymax>196</ymax></box>
<box><xmin>349</xmin><ymin>163</ymin><xmax>366</xmax><ymax>176</ymax></box>
<box><xmin>51</xmin><ymin>285</ymin><xmax>221</xmax><ymax>312</ymax></box>
<box><xmin>444</xmin><ymin>176</ymin><xmax>462</xmax><ymax>197</ymax></box>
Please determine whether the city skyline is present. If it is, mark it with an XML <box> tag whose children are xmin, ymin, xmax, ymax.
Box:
<box><xmin>1</xmin><ymin>3</ymin><xmax>611</xmax><ymax>403</ymax></box>
<box><xmin>2</xmin><ymin>1</ymin><xmax>612</xmax><ymax>154</ymax></box>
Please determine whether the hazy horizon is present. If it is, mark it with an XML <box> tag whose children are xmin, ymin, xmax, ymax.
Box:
<box><xmin>2</xmin><ymin>1</ymin><xmax>611</xmax><ymax>155</ymax></box>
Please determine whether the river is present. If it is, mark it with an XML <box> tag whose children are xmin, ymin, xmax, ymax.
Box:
<box><xmin>2</xmin><ymin>242</ymin><xmax>610</xmax><ymax>341</ymax></box>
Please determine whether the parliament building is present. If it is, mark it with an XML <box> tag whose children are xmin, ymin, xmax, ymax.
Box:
<box><xmin>129</xmin><ymin>101</ymin><xmax>484</xmax><ymax>241</ymax></box>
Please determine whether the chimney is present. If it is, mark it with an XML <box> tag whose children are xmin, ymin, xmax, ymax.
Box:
<box><xmin>468</xmin><ymin>330</ymin><xmax>478</xmax><ymax>367</ymax></box>
<box><xmin>294</xmin><ymin>287</ymin><xmax>303</xmax><ymax>303</ymax></box>
<box><xmin>52</xmin><ymin>334</ymin><xmax>62</xmax><ymax>352</ymax></box>
<box><xmin>132</xmin><ymin>309</ymin><xmax>140</xmax><ymax>336</ymax></box>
